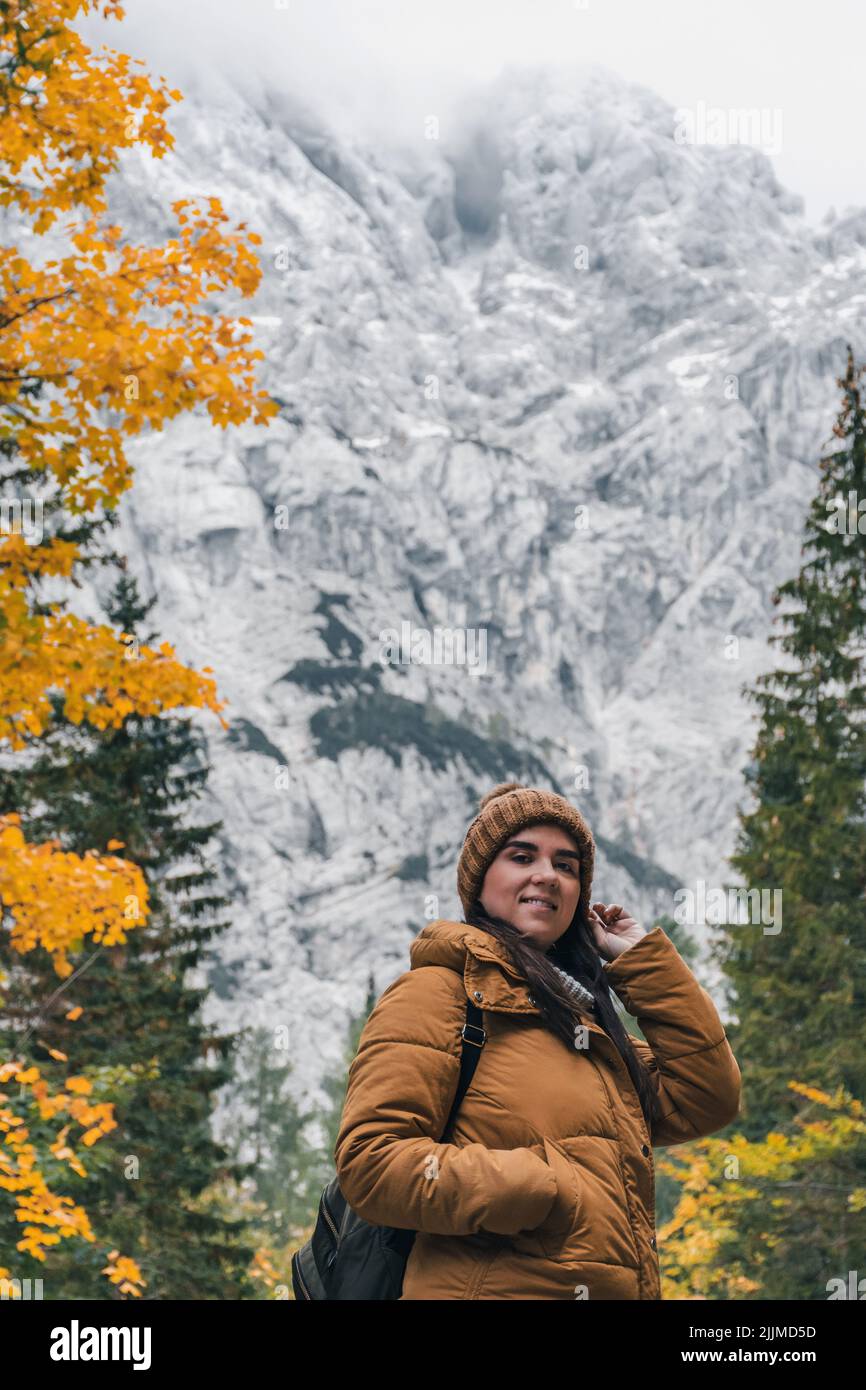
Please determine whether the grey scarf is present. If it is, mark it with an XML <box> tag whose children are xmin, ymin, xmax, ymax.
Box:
<box><xmin>549</xmin><ymin>962</ymin><xmax>596</xmax><ymax>1013</ymax></box>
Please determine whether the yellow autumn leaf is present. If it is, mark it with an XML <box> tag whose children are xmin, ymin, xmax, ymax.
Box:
<box><xmin>65</xmin><ymin>1077</ymin><xmax>93</xmax><ymax>1095</ymax></box>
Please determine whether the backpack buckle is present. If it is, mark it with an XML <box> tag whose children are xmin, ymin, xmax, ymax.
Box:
<box><xmin>461</xmin><ymin>1022</ymin><xmax>486</xmax><ymax>1047</ymax></box>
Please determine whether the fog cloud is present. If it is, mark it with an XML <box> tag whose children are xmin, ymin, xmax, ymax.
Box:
<box><xmin>77</xmin><ymin>0</ymin><xmax>866</xmax><ymax>223</ymax></box>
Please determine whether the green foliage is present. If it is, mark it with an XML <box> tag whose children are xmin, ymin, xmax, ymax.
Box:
<box><xmin>715</xmin><ymin>346</ymin><xmax>866</xmax><ymax>1137</ymax></box>
<box><xmin>319</xmin><ymin>971</ymin><xmax>379</xmax><ymax>1171</ymax></box>
<box><xmin>706</xmin><ymin>346</ymin><xmax>866</xmax><ymax>1296</ymax></box>
<box><xmin>213</xmin><ymin>972</ymin><xmax>381</xmax><ymax>1296</ymax></box>
<box><xmin>0</xmin><ymin>569</ymin><xmax>256</xmax><ymax>1298</ymax></box>
<box><xmin>216</xmin><ymin>1025</ymin><xmax>325</xmax><ymax>1247</ymax></box>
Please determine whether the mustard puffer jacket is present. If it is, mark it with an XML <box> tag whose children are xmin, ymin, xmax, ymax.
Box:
<box><xmin>334</xmin><ymin>919</ymin><xmax>741</xmax><ymax>1299</ymax></box>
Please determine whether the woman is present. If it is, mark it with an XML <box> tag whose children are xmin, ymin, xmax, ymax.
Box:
<box><xmin>334</xmin><ymin>781</ymin><xmax>741</xmax><ymax>1299</ymax></box>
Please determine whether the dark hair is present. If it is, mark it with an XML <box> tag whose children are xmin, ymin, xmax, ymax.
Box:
<box><xmin>463</xmin><ymin>898</ymin><xmax>664</xmax><ymax>1135</ymax></box>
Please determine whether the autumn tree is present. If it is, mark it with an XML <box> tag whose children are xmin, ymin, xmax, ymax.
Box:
<box><xmin>0</xmin><ymin>572</ymin><xmax>258</xmax><ymax>1297</ymax></box>
<box><xmin>0</xmin><ymin>0</ymin><xmax>276</xmax><ymax>1294</ymax></box>
<box><xmin>658</xmin><ymin>1085</ymin><xmax>866</xmax><ymax>1300</ymax></box>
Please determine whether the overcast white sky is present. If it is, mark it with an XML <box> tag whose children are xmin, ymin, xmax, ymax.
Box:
<box><xmin>90</xmin><ymin>0</ymin><xmax>864</xmax><ymax>226</ymax></box>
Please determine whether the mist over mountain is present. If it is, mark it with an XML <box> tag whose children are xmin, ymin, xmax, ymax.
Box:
<box><xmin>74</xmin><ymin>60</ymin><xmax>864</xmax><ymax>1118</ymax></box>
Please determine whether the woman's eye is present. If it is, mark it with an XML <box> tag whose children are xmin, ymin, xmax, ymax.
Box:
<box><xmin>512</xmin><ymin>853</ymin><xmax>573</xmax><ymax>871</ymax></box>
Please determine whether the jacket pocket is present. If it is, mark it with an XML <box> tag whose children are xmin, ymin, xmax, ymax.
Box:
<box><xmin>513</xmin><ymin>1138</ymin><xmax>582</xmax><ymax>1258</ymax></box>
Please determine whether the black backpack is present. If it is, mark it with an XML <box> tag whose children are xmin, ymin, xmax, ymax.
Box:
<box><xmin>291</xmin><ymin>997</ymin><xmax>486</xmax><ymax>1300</ymax></box>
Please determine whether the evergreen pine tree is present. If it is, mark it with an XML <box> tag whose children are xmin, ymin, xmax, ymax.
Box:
<box><xmin>319</xmin><ymin>970</ymin><xmax>378</xmax><ymax>1167</ymax></box>
<box><xmin>715</xmin><ymin>345</ymin><xmax>866</xmax><ymax>1140</ymax></box>
<box><xmin>219</xmin><ymin>971</ymin><xmax>380</xmax><ymax>1250</ymax></box>
<box><xmin>220</xmin><ymin>1023</ymin><xmax>325</xmax><ymax>1250</ymax></box>
<box><xmin>0</xmin><ymin>570</ymin><xmax>256</xmax><ymax>1298</ymax></box>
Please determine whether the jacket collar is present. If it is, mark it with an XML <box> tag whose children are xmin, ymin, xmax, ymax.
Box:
<box><xmin>409</xmin><ymin>918</ymin><xmax>597</xmax><ymax>1024</ymax></box>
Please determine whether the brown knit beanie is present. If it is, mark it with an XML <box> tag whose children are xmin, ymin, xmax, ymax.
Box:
<box><xmin>457</xmin><ymin>781</ymin><xmax>595</xmax><ymax>923</ymax></box>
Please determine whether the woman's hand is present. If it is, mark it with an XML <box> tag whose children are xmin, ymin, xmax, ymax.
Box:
<box><xmin>587</xmin><ymin>902</ymin><xmax>647</xmax><ymax>961</ymax></box>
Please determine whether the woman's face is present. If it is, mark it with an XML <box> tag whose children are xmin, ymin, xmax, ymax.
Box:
<box><xmin>479</xmin><ymin>821</ymin><xmax>582</xmax><ymax>951</ymax></box>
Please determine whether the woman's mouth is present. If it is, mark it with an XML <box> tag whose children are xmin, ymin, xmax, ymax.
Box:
<box><xmin>520</xmin><ymin>897</ymin><xmax>557</xmax><ymax>912</ymax></box>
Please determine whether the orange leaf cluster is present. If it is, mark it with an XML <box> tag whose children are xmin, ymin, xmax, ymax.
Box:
<box><xmin>0</xmin><ymin>812</ymin><xmax>149</xmax><ymax>976</ymax></box>
<box><xmin>0</xmin><ymin>1059</ymin><xmax>123</xmax><ymax>1261</ymax></box>
<box><xmin>0</xmin><ymin>202</ymin><xmax>276</xmax><ymax>511</ymax></box>
<box><xmin>0</xmin><ymin>1</ymin><xmax>179</xmax><ymax>233</ymax></box>
<box><xmin>0</xmin><ymin>532</ymin><xmax>229</xmax><ymax>746</ymax></box>
<box><xmin>102</xmin><ymin>1248</ymin><xmax>145</xmax><ymax>1297</ymax></box>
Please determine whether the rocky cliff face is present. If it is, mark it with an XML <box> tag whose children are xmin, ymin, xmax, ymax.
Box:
<box><xmin>75</xmin><ymin>60</ymin><xmax>864</xmax><ymax>1115</ymax></box>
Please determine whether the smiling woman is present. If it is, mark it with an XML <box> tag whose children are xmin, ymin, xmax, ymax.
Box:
<box><xmin>333</xmin><ymin>780</ymin><xmax>741</xmax><ymax>1300</ymax></box>
<box><xmin>457</xmin><ymin>784</ymin><xmax>660</xmax><ymax>1097</ymax></box>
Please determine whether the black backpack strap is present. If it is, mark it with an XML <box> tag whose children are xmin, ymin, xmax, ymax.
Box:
<box><xmin>440</xmin><ymin>998</ymin><xmax>486</xmax><ymax>1142</ymax></box>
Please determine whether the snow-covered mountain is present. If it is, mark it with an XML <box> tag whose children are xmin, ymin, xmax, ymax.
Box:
<box><xmin>81</xmin><ymin>60</ymin><xmax>866</xmax><ymax>1120</ymax></box>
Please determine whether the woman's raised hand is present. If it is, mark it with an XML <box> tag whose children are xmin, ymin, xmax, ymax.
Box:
<box><xmin>587</xmin><ymin>902</ymin><xmax>647</xmax><ymax>961</ymax></box>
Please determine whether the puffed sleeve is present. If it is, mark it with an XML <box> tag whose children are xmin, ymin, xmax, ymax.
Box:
<box><xmin>334</xmin><ymin>965</ymin><xmax>558</xmax><ymax>1235</ymax></box>
<box><xmin>602</xmin><ymin>926</ymin><xmax>742</xmax><ymax>1146</ymax></box>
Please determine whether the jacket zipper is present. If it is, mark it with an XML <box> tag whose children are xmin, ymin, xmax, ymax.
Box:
<box><xmin>645</xmin><ymin>1136</ymin><xmax>658</xmax><ymax>1250</ymax></box>
<box><xmin>321</xmin><ymin>1189</ymin><xmax>340</xmax><ymax>1242</ymax></box>
<box><xmin>293</xmin><ymin>1253</ymin><xmax>312</xmax><ymax>1300</ymax></box>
